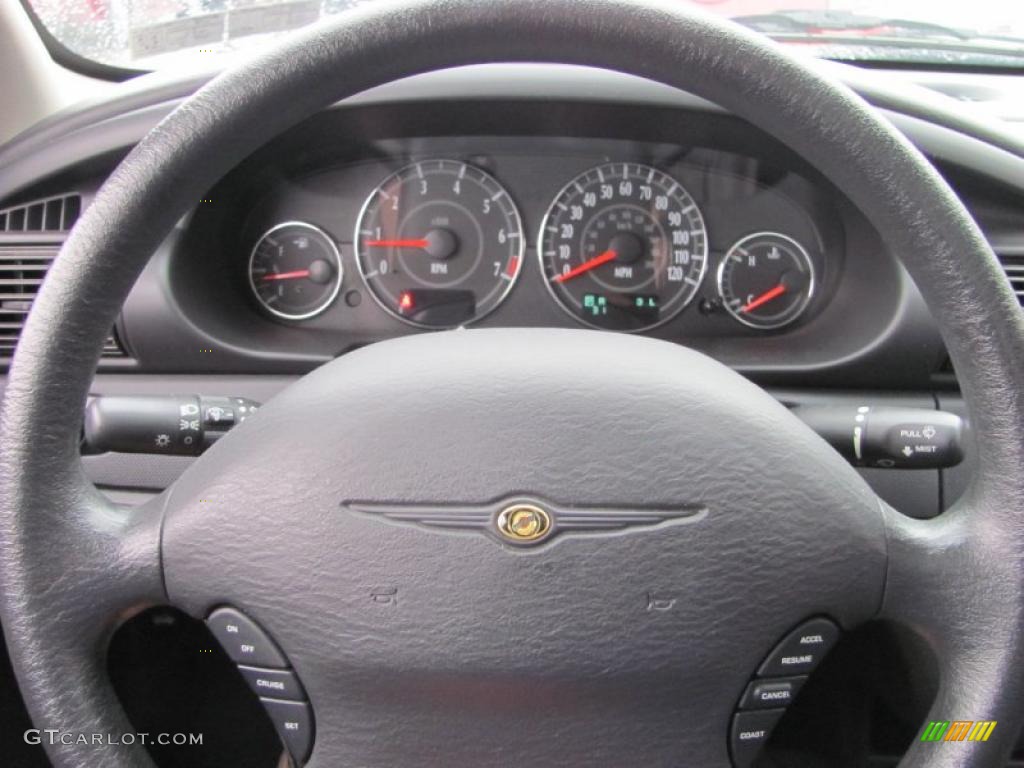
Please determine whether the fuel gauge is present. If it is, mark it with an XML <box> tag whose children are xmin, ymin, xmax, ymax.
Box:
<box><xmin>249</xmin><ymin>221</ymin><xmax>342</xmax><ymax>320</ymax></box>
<box><xmin>717</xmin><ymin>232</ymin><xmax>815</xmax><ymax>330</ymax></box>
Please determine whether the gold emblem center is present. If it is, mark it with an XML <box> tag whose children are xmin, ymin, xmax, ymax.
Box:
<box><xmin>496</xmin><ymin>504</ymin><xmax>551</xmax><ymax>542</ymax></box>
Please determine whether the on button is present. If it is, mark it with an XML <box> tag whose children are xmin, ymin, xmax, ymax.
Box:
<box><xmin>207</xmin><ymin>607</ymin><xmax>288</xmax><ymax>669</ymax></box>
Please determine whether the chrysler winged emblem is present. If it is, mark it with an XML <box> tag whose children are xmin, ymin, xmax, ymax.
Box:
<box><xmin>343</xmin><ymin>497</ymin><xmax>706</xmax><ymax>547</ymax></box>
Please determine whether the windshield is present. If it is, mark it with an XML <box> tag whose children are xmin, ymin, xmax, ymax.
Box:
<box><xmin>24</xmin><ymin>0</ymin><xmax>1024</xmax><ymax>73</ymax></box>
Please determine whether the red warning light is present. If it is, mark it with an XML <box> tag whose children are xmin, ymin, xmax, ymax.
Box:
<box><xmin>399</xmin><ymin>291</ymin><xmax>415</xmax><ymax>312</ymax></box>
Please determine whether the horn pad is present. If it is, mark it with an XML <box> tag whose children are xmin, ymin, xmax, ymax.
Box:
<box><xmin>162</xmin><ymin>329</ymin><xmax>886</xmax><ymax>766</ymax></box>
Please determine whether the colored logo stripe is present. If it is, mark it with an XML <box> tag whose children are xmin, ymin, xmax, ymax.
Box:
<box><xmin>921</xmin><ymin>721</ymin><xmax>950</xmax><ymax>742</ymax></box>
<box><xmin>945</xmin><ymin>721</ymin><xmax>973</xmax><ymax>741</ymax></box>
<box><xmin>969</xmin><ymin>722</ymin><xmax>997</xmax><ymax>742</ymax></box>
<box><xmin>921</xmin><ymin>720</ymin><xmax>996</xmax><ymax>743</ymax></box>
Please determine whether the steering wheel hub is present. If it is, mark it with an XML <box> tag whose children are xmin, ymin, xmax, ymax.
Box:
<box><xmin>160</xmin><ymin>329</ymin><xmax>886</xmax><ymax>765</ymax></box>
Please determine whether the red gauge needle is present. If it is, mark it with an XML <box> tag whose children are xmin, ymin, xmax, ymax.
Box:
<box><xmin>365</xmin><ymin>239</ymin><xmax>429</xmax><ymax>248</ymax></box>
<box><xmin>553</xmin><ymin>249</ymin><xmax>618</xmax><ymax>284</ymax></box>
<box><xmin>740</xmin><ymin>283</ymin><xmax>787</xmax><ymax>313</ymax></box>
<box><xmin>260</xmin><ymin>269</ymin><xmax>311</xmax><ymax>282</ymax></box>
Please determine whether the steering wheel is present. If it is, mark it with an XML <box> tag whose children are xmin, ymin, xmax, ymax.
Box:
<box><xmin>3</xmin><ymin>1</ymin><xmax>1023</xmax><ymax>766</ymax></box>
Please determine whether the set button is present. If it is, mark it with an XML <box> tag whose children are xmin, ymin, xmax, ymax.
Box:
<box><xmin>262</xmin><ymin>698</ymin><xmax>314</xmax><ymax>764</ymax></box>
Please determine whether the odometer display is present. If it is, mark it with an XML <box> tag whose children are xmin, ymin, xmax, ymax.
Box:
<box><xmin>539</xmin><ymin>163</ymin><xmax>708</xmax><ymax>331</ymax></box>
<box><xmin>355</xmin><ymin>160</ymin><xmax>524</xmax><ymax>328</ymax></box>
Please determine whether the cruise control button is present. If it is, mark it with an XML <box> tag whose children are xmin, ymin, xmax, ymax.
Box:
<box><xmin>239</xmin><ymin>665</ymin><xmax>305</xmax><ymax>701</ymax></box>
<box><xmin>207</xmin><ymin>607</ymin><xmax>287</xmax><ymax>668</ymax></box>
<box><xmin>740</xmin><ymin>676</ymin><xmax>806</xmax><ymax>710</ymax></box>
<box><xmin>262</xmin><ymin>697</ymin><xmax>314</xmax><ymax>764</ymax></box>
<box><xmin>730</xmin><ymin>709</ymin><xmax>784</xmax><ymax>768</ymax></box>
<box><xmin>758</xmin><ymin>617</ymin><xmax>839</xmax><ymax>677</ymax></box>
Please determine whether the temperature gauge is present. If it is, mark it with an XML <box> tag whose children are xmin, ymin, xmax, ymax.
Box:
<box><xmin>717</xmin><ymin>232</ymin><xmax>815</xmax><ymax>330</ymax></box>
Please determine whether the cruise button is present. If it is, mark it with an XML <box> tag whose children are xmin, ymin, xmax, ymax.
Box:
<box><xmin>758</xmin><ymin>617</ymin><xmax>839</xmax><ymax>677</ymax></box>
<box><xmin>730</xmin><ymin>709</ymin><xmax>785</xmax><ymax>768</ymax></box>
<box><xmin>238</xmin><ymin>665</ymin><xmax>305</xmax><ymax>701</ymax></box>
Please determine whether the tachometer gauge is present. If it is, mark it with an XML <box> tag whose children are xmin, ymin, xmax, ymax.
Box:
<box><xmin>249</xmin><ymin>222</ymin><xmax>343</xmax><ymax>320</ymax></box>
<box><xmin>717</xmin><ymin>232</ymin><xmax>815</xmax><ymax>330</ymax></box>
<box><xmin>354</xmin><ymin>160</ymin><xmax>524</xmax><ymax>328</ymax></box>
<box><xmin>538</xmin><ymin>162</ymin><xmax>708</xmax><ymax>332</ymax></box>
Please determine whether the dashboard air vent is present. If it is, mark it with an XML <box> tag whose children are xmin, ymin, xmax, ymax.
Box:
<box><xmin>994</xmin><ymin>241</ymin><xmax>1024</xmax><ymax>307</ymax></box>
<box><xmin>0</xmin><ymin>194</ymin><xmax>125</xmax><ymax>359</ymax></box>
<box><xmin>0</xmin><ymin>244</ymin><xmax>59</xmax><ymax>357</ymax></box>
<box><xmin>0</xmin><ymin>193</ymin><xmax>81</xmax><ymax>233</ymax></box>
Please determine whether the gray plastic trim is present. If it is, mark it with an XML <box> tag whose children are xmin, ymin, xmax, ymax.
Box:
<box><xmin>4</xmin><ymin>64</ymin><xmax>1024</xmax><ymax>207</ymax></box>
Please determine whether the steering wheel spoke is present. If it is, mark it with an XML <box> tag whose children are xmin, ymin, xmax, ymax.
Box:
<box><xmin>0</xmin><ymin>463</ymin><xmax>163</xmax><ymax>767</ymax></box>
<box><xmin>877</xmin><ymin>494</ymin><xmax>1024</xmax><ymax>765</ymax></box>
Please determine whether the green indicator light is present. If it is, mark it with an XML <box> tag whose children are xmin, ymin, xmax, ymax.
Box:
<box><xmin>583</xmin><ymin>294</ymin><xmax>608</xmax><ymax>316</ymax></box>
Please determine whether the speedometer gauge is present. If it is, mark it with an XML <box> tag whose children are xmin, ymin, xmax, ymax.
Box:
<box><xmin>355</xmin><ymin>160</ymin><xmax>524</xmax><ymax>328</ymax></box>
<box><xmin>539</xmin><ymin>162</ymin><xmax>708</xmax><ymax>331</ymax></box>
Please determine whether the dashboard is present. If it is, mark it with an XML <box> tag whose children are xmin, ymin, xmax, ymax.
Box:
<box><xmin>3</xmin><ymin>63</ymin><xmax>1024</xmax><ymax>397</ymax></box>
<box><xmin>122</xmin><ymin>97</ymin><xmax>931</xmax><ymax>388</ymax></box>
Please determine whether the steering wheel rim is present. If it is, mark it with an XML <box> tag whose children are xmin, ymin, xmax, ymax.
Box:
<box><xmin>2</xmin><ymin>1</ymin><xmax>1023</xmax><ymax>766</ymax></box>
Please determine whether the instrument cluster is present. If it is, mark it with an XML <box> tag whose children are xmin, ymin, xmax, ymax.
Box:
<box><xmin>240</xmin><ymin>140</ymin><xmax>835</xmax><ymax>339</ymax></box>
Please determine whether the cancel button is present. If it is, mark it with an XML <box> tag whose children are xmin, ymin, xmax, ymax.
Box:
<box><xmin>740</xmin><ymin>676</ymin><xmax>807</xmax><ymax>710</ymax></box>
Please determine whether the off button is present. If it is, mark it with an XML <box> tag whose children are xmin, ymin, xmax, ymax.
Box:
<box><xmin>757</xmin><ymin>617</ymin><xmax>839</xmax><ymax>677</ymax></box>
<box><xmin>207</xmin><ymin>606</ymin><xmax>288</xmax><ymax>669</ymax></box>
